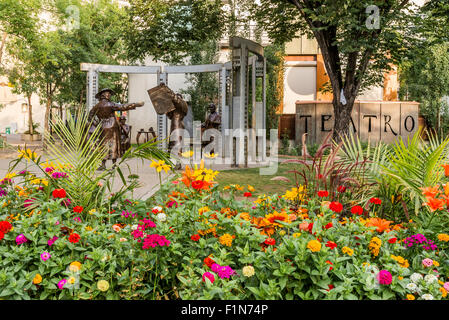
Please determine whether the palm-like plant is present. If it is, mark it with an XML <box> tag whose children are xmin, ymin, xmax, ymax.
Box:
<box><xmin>40</xmin><ymin>109</ymin><xmax>173</xmax><ymax>209</ymax></box>
<box><xmin>337</xmin><ymin>129</ymin><xmax>449</xmax><ymax>216</ymax></box>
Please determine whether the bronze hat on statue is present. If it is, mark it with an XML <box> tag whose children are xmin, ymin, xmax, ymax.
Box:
<box><xmin>95</xmin><ymin>88</ymin><xmax>116</xmax><ymax>100</ymax></box>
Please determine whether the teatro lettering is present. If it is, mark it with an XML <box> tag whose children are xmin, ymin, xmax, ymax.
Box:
<box><xmin>295</xmin><ymin>101</ymin><xmax>419</xmax><ymax>145</ymax></box>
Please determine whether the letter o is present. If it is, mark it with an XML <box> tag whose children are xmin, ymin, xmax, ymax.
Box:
<box><xmin>404</xmin><ymin>116</ymin><xmax>415</xmax><ymax>132</ymax></box>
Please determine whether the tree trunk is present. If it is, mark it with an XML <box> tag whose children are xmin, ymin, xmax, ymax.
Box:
<box><xmin>27</xmin><ymin>94</ymin><xmax>33</xmax><ymax>135</ymax></box>
<box><xmin>332</xmin><ymin>98</ymin><xmax>355</xmax><ymax>143</ymax></box>
<box><xmin>43</xmin><ymin>97</ymin><xmax>51</xmax><ymax>150</ymax></box>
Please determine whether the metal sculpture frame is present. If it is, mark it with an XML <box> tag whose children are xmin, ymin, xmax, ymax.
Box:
<box><xmin>81</xmin><ymin>37</ymin><xmax>267</xmax><ymax>166</ymax></box>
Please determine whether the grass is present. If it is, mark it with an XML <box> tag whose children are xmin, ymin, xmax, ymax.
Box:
<box><xmin>215</xmin><ymin>163</ymin><xmax>301</xmax><ymax>196</ymax></box>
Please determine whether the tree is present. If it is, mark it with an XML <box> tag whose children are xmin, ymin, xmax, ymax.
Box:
<box><xmin>125</xmin><ymin>0</ymin><xmax>224</xmax><ymax>64</ymax></box>
<box><xmin>249</xmin><ymin>0</ymin><xmax>421</xmax><ymax>141</ymax></box>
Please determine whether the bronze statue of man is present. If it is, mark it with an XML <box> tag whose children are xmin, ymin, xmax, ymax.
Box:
<box><xmin>147</xmin><ymin>83</ymin><xmax>188</xmax><ymax>151</ymax></box>
<box><xmin>88</xmin><ymin>88</ymin><xmax>144</xmax><ymax>170</ymax></box>
<box><xmin>204</xmin><ymin>103</ymin><xmax>221</xmax><ymax>130</ymax></box>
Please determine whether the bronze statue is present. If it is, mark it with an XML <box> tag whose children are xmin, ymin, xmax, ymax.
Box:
<box><xmin>88</xmin><ymin>88</ymin><xmax>144</xmax><ymax>170</ymax></box>
<box><xmin>147</xmin><ymin>83</ymin><xmax>188</xmax><ymax>151</ymax></box>
<box><xmin>119</xmin><ymin>115</ymin><xmax>131</xmax><ymax>153</ymax></box>
<box><xmin>204</xmin><ymin>103</ymin><xmax>221</xmax><ymax>130</ymax></box>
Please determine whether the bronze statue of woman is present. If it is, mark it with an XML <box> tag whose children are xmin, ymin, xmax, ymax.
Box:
<box><xmin>88</xmin><ymin>88</ymin><xmax>144</xmax><ymax>170</ymax></box>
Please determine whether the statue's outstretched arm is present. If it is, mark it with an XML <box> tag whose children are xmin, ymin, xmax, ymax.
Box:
<box><xmin>112</xmin><ymin>101</ymin><xmax>144</xmax><ymax>111</ymax></box>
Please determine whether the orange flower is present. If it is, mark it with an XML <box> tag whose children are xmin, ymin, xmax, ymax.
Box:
<box><xmin>263</xmin><ymin>211</ymin><xmax>290</xmax><ymax>228</ymax></box>
<box><xmin>420</xmin><ymin>186</ymin><xmax>440</xmax><ymax>199</ymax></box>
<box><xmin>239</xmin><ymin>212</ymin><xmax>251</xmax><ymax>221</ymax></box>
<box><xmin>423</xmin><ymin>197</ymin><xmax>446</xmax><ymax>212</ymax></box>
<box><xmin>442</xmin><ymin>164</ymin><xmax>449</xmax><ymax>177</ymax></box>
<box><xmin>364</xmin><ymin>218</ymin><xmax>392</xmax><ymax>233</ymax></box>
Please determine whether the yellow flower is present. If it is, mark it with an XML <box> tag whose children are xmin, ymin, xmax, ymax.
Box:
<box><xmin>68</xmin><ymin>276</ymin><xmax>76</xmax><ymax>285</ymax></box>
<box><xmin>437</xmin><ymin>234</ymin><xmax>449</xmax><ymax>242</ymax></box>
<box><xmin>440</xmin><ymin>287</ymin><xmax>447</xmax><ymax>298</ymax></box>
<box><xmin>406</xmin><ymin>294</ymin><xmax>415</xmax><ymax>300</ymax></box>
<box><xmin>198</xmin><ymin>207</ymin><xmax>210</xmax><ymax>215</ymax></box>
<box><xmin>342</xmin><ymin>246</ymin><xmax>354</xmax><ymax>256</ymax></box>
<box><xmin>4</xmin><ymin>172</ymin><xmax>16</xmax><ymax>180</ymax></box>
<box><xmin>247</xmin><ymin>185</ymin><xmax>255</xmax><ymax>192</ymax></box>
<box><xmin>293</xmin><ymin>233</ymin><xmax>301</xmax><ymax>238</ymax></box>
<box><xmin>279</xmin><ymin>230</ymin><xmax>286</xmax><ymax>236</ymax></box>
<box><xmin>97</xmin><ymin>280</ymin><xmax>109</xmax><ymax>292</ymax></box>
<box><xmin>204</xmin><ymin>152</ymin><xmax>217</xmax><ymax>159</ymax></box>
<box><xmin>391</xmin><ymin>255</ymin><xmax>409</xmax><ymax>268</ymax></box>
<box><xmin>242</xmin><ymin>266</ymin><xmax>255</xmax><ymax>277</ymax></box>
<box><xmin>33</xmin><ymin>274</ymin><xmax>42</xmax><ymax>284</ymax></box>
<box><xmin>85</xmin><ymin>226</ymin><xmax>93</xmax><ymax>231</ymax></box>
<box><xmin>18</xmin><ymin>148</ymin><xmax>37</xmax><ymax>161</ymax></box>
<box><xmin>150</xmin><ymin>160</ymin><xmax>171</xmax><ymax>173</ymax></box>
<box><xmin>433</xmin><ymin>260</ymin><xmax>440</xmax><ymax>267</ymax></box>
<box><xmin>307</xmin><ymin>240</ymin><xmax>321</xmax><ymax>252</ymax></box>
<box><xmin>282</xmin><ymin>186</ymin><xmax>305</xmax><ymax>202</ymax></box>
<box><xmin>368</xmin><ymin>237</ymin><xmax>382</xmax><ymax>257</ymax></box>
<box><xmin>219</xmin><ymin>233</ymin><xmax>234</xmax><ymax>247</ymax></box>
<box><xmin>181</xmin><ymin>150</ymin><xmax>194</xmax><ymax>158</ymax></box>
<box><xmin>69</xmin><ymin>261</ymin><xmax>82</xmax><ymax>272</ymax></box>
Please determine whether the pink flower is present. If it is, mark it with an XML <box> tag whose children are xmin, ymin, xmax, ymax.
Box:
<box><xmin>16</xmin><ymin>234</ymin><xmax>28</xmax><ymax>245</ymax></box>
<box><xmin>48</xmin><ymin>236</ymin><xmax>58</xmax><ymax>246</ymax></box>
<box><xmin>40</xmin><ymin>252</ymin><xmax>51</xmax><ymax>261</ymax></box>
<box><xmin>202</xmin><ymin>272</ymin><xmax>215</xmax><ymax>284</ymax></box>
<box><xmin>444</xmin><ymin>282</ymin><xmax>449</xmax><ymax>291</ymax></box>
<box><xmin>55</xmin><ymin>221</ymin><xmax>60</xmax><ymax>226</ymax></box>
<box><xmin>422</xmin><ymin>258</ymin><xmax>433</xmax><ymax>267</ymax></box>
<box><xmin>172</xmin><ymin>180</ymin><xmax>179</xmax><ymax>185</ymax></box>
<box><xmin>73</xmin><ymin>217</ymin><xmax>81</xmax><ymax>223</ymax></box>
<box><xmin>377</xmin><ymin>270</ymin><xmax>392</xmax><ymax>285</ymax></box>
<box><xmin>57</xmin><ymin>279</ymin><xmax>67</xmax><ymax>289</ymax></box>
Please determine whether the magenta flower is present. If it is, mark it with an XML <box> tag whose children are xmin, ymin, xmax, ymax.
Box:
<box><xmin>16</xmin><ymin>234</ymin><xmax>28</xmax><ymax>245</ymax></box>
<box><xmin>45</xmin><ymin>167</ymin><xmax>55</xmax><ymax>173</ymax></box>
<box><xmin>48</xmin><ymin>236</ymin><xmax>58</xmax><ymax>246</ymax></box>
<box><xmin>40</xmin><ymin>252</ymin><xmax>51</xmax><ymax>261</ymax></box>
<box><xmin>57</xmin><ymin>279</ymin><xmax>67</xmax><ymax>289</ymax></box>
<box><xmin>444</xmin><ymin>282</ymin><xmax>449</xmax><ymax>291</ymax></box>
<box><xmin>142</xmin><ymin>234</ymin><xmax>170</xmax><ymax>249</ymax></box>
<box><xmin>377</xmin><ymin>270</ymin><xmax>392</xmax><ymax>285</ymax></box>
<box><xmin>211</xmin><ymin>263</ymin><xmax>236</xmax><ymax>279</ymax></box>
<box><xmin>73</xmin><ymin>217</ymin><xmax>81</xmax><ymax>223</ymax></box>
<box><xmin>202</xmin><ymin>272</ymin><xmax>215</xmax><ymax>284</ymax></box>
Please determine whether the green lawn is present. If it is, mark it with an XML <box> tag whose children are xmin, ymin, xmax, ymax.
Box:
<box><xmin>215</xmin><ymin>162</ymin><xmax>301</xmax><ymax>195</ymax></box>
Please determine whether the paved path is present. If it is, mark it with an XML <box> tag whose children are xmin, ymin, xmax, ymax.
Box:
<box><xmin>0</xmin><ymin>134</ymin><xmax>274</xmax><ymax>200</ymax></box>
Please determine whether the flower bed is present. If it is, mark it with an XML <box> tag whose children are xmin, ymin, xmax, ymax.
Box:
<box><xmin>0</xmin><ymin>154</ymin><xmax>449</xmax><ymax>300</ymax></box>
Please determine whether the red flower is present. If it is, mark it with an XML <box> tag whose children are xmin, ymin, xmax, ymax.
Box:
<box><xmin>337</xmin><ymin>185</ymin><xmax>346</xmax><ymax>193</ymax></box>
<box><xmin>204</xmin><ymin>256</ymin><xmax>215</xmax><ymax>267</ymax></box>
<box><xmin>191</xmin><ymin>180</ymin><xmax>205</xmax><ymax>190</ymax></box>
<box><xmin>325</xmin><ymin>241</ymin><xmax>337</xmax><ymax>250</ymax></box>
<box><xmin>369</xmin><ymin>197</ymin><xmax>382</xmax><ymax>205</ymax></box>
<box><xmin>0</xmin><ymin>231</ymin><xmax>4</xmax><ymax>241</ymax></box>
<box><xmin>73</xmin><ymin>206</ymin><xmax>83</xmax><ymax>213</ymax></box>
<box><xmin>190</xmin><ymin>234</ymin><xmax>200</xmax><ymax>241</ymax></box>
<box><xmin>307</xmin><ymin>222</ymin><xmax>314</xmax><ymax>233</ymax></box>
<box><xmin>324</xmin><ymin>222</ymin><xmax>333</xmax><ymax>229</ymax></box>
<box><xmin>52</xmin><ymin>188</ymin><xmax>66</xmax><ymax>198</ymax></box>
<box><xmin>351</xmin><ymin>205</ymin><xmax>364</xmax><ymax>215</ymax></box>
<box><xmin>243</xmin><ymin>192</ymin><xmax>252</xmax><ymax>197</ymax></box>
<box><xmin>327</xmin><ymin>284</ymin><xmax>335</xmax><ymax>291</ymax></box>
<box><xmin>169</xmin><ymin>226</ymin><xmax>175</xmax><ymax>233</ymax></box>
<box><xmin>0</xmin><ymin>221</ymin><xmax>12</xmax><ymax>234</ymax></box>
<box><xmin>317</xmin><ymin>190</ymin><xmax>329</xmax><ymax>198</ymax></box>
<box><xmin>329</xmin><ymin>201</ymin><xmax>343</xmax><ymax>213</ymax></box>
<box><xmin>325</xmin><ymin>260</ymin><xmax>333</xmax><ymax>271</ymax></box>
<box><xmin>388</xmin><ymin>238</ymin><xmax>397</xmax><ymax>244</ymax></box>
<box><xmin>264</xmin><ymin>238</ymin><xmax>276</xmax><ymax>246</ymax></box>
<box><xmin>68</xmin><ymin>233</ymin><xmax>80</xmax><ymax>244</ymax></box>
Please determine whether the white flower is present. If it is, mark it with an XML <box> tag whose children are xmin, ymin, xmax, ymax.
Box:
<box><xmin>424</xmin><ymin>274</ymin><xmax>438</xmax><ymax>284</ymax></box>
<box><xmin>406</xmin><ymin>282</ymin><xmax>418</xmax><ymax>291</ymax></box>
<box><xmin>156</xmin><ymin>213</ymin><xmax>167</xmax><ymax>222</ymax></box>
<box><xmin>131</xmin><ymin>224</ymin><xmax>138</xmax><ymax>230</ymax></box>
<box><xmin>153</xmin><ymin>206</ymin><xmax>163</xmax><ymax>213</ymax></box>
<box><xmin>410</xmin><ymin>273</ymin><xmax>423</xmax><ymax>283</ymax></box>
<box><xmin>421</xmin><ymin>294</ymin><xmax>434</xmax><ymax>300</ymax></box>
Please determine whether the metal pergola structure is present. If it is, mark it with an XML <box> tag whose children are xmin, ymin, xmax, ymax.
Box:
<box><xmin>80</xmin><ymin>37</ymin><xmax>267</xmax><ymax>166</ymax></box>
